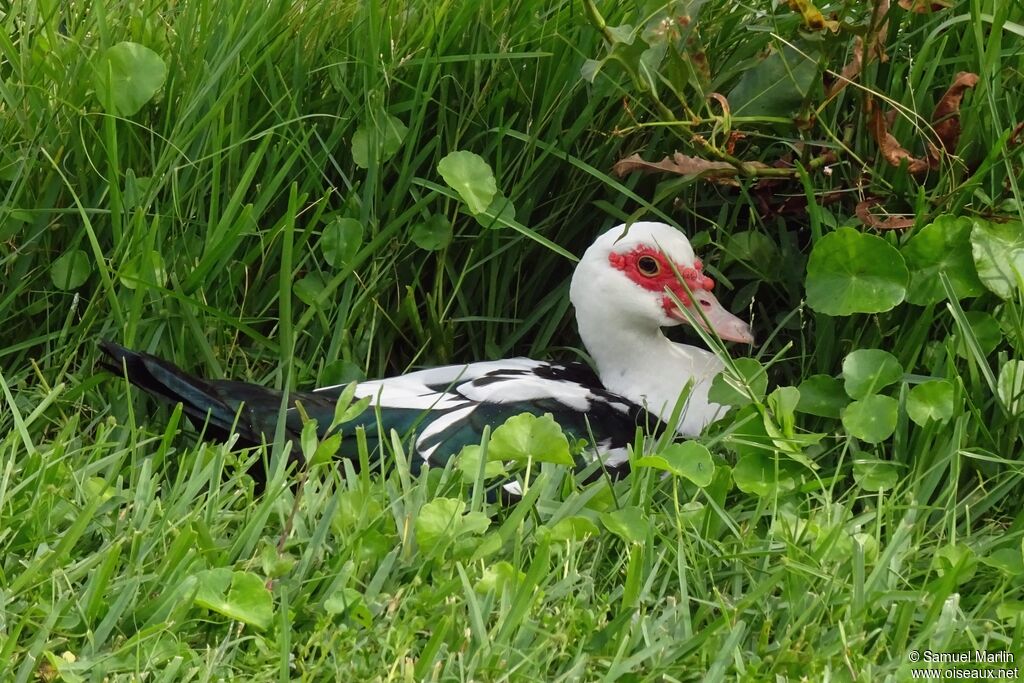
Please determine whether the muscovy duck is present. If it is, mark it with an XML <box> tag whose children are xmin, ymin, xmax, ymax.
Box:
<box><xmin>99</xmin><ymin>221</ymin><xmax>753</xmax><ymax>474</ymax></box>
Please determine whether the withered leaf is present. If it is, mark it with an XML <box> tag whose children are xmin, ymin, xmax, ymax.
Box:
<box><xmin>708</xmin><ymin>92</ymin><xmax>730</xmax><ymax>118</ymax></box>
<box><xmin>1010</xmin><ymin>122</ymin><xmax>1024</xmax><ymax>148</ymax></box>
<box><xmin>787</xmin><ymin>0</ymin><xmax>840</xmax><ymax>32</ymax></box>
<box><xmin>612</xmin><ymin>152</ymin><xmax>767</xmax><ymax>184</ymax></box>
<box><xmin>868</xmin><ymin>101</ymin><xmax>930</xmax><ymax>174</ymax></box>
<box><xmin>897</xmin><ymin>0</ymin><xmax>953</xmax><ymax>12</ymax></box>
<box><xmin>827</xmin><ymin>36</ymin><xmax>864</xmax><ymax>99</ymax></box>
<box><xmin>856</xmin><ymin>198</ymin><xmax>916</xmax><ymax>230</ymax></box>
<box><xmin>932</xmin><ymin>72</ymin><xmax>979</xmax><ymax>154</ymax></box>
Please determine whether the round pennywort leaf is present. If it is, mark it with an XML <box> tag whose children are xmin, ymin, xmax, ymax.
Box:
<box><xmin>321</xmin><ymin>217</ymin><xmax>363</xmax><ymax>268</ymax></box>
<box><xmin>93</xmin><ymin>42</ymin><xmax>167</xmax><ymax>116</ymax></box>
<box><xmin>841</xmin><ymin>395</ymin><xmax>898</xmax><ymax>443</ymax></box>
<box><xmin>997</xmin><ymin>360</ymin><xmax>1024</xmax><ymax>416</ymax></box>
<box><xmin>902</xmin><ymin>215</ymin><xmax>984</xmax><ymax>305</ymax></box>
<box><xmin>907</xmin><ymin>380</ymin><xmax>955</xmax><ymax>426</ymax></box>
<box><xmin>600</xmin><ymin>506</ymin><xmax>650</xmax><ymax>544</ymax></box>
<box><xmin>635</xmin><ymin>441</ymin><xmax>714</xmax><ymax>487</ymax></box>
<box><xmin>971</xmin><ymin>219</ymin><xmax>1024</xmax><ymax>300</ymax></box>
<box><xmin>437</xmin><ymin>151</ymin><xmax>497</xmax><ymax>215</ymax></box>
<box><xmin>351</xmin><ymin>114</ymin><xmax>408</xmax><ymax>169</ymax></box>
<box><xmin>51</xmin><ymin>249</ymin><xmax>91</xmax><ymax>290</ymax></box>
<box><xmin>796</xmin><ymin>374</ymin><xmax>850</xmax><ymax>418</ymax></box>
<box><xmin>806</xmin><ymin>228</ymin><xmax>908</xmax><ymax>315</ymax></box>
<box><xmin>951</xmin><ymin>311</ymin><xmax>1003</xmax><ymax>359</ymax></box>
<box><xmin>842</xmin><ymin>349</ymin><xmax>903</xmax><ymax>399</ymax></box>
<box><xmin>488</xmin><ymin>412</ymin><xmax>572</xmax><ymax>466</ymax></box>
<box><xmin>853</xmin><ymin>459</ymin><xmax>899</xmax><ymax>491</ymax></box>
<box><xmin>411</xmin><ymin>214</ymin><xmax>452</xmax><ymax>251</ymax></box>
<box><xmin>732</xmin><ymin>453</ymin><xmax>801</xmax><ymax>497</ymax></box>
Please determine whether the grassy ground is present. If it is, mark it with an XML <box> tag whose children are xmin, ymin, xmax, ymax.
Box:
<box><xmin>2</xmin><ymin>0</ymin><xmax>1024</xmax><ymax>680</ymax></box>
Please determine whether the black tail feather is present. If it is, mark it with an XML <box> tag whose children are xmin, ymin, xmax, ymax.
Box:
<box><xmin>98</xmin><ymin>340</ymin><xmax>289</xmax><ymax>448</ymax></box>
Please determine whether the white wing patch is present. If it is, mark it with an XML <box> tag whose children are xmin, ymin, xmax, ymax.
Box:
<box><xmin>316</xmin><ymin>358</ymin><xmax>551</xmax><ymax>412</ymax></box>
<box><xmin>313</xmin><ymin>357</ymin><xmax>638</xmax><ymax>469</ymax></box>
<box><xmin>459</xmin><ymin>373</ymin><xmax>594</xmax><ymax>411</ymax></box>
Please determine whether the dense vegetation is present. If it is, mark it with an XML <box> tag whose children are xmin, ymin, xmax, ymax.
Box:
<box><xmin>2</xmin><ymin>0</ymin><xmax>1023</xmax><ymax>679</ymax></box>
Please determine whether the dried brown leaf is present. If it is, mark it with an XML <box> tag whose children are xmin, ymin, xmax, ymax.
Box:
<box><xmin>612</xmin><ymin>152</ymin><xmax>768</xmax><ymax>186</ymax></box>
<box><xmin>725</xmin><ymin>131</ymin><xmax>747</xmax><ymax>156</ymax></box>
<box><xmin>1010</xmin><ymin>122</ymin><xmax>1024</xmax><ymax>148</ymax></box>
<box><xmin>871</xmin><ymin>0</ymin><xmax>891</xmax><ymax>63</ymax></box>
<box><xmin>856</xmin><ymin>198</ymin><xmax>916</xmax><ymax>230</ymax></box>
<box><xmin>898</xmin><ymin>0</ymin><xmax>953</xmax><ymax>12</ymax></box>
<box><xmin>708</xmin><ymin>93</ymin><xmax>730</xmax><ymax>118</ymax></box>
<box><xmin>613</xmin><ymin>153</ymin><xmax>733</xmax><ymax>177</ymax></box>
<box><xmin>827</xmin><ymin>36</ymin><xmax>864</xmax><ymax>99</ymax></box>
<box><xmin>869</xmin><ymin>101</ymin><xmax>930</xmax><ymax>175</ymax></box>
<box><xmin>932</xmin><ymin>71</ymin><xmax>979</xmax><ymax>154</ymax></box>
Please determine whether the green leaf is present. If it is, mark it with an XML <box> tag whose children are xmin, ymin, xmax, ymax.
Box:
<box><xmin>50</xmin><ymin>249</ymin><xmax>92</xmax><ymax>290</ymax></box>
<box><xmin>997</xmin><ymin>360</ymin><xmax>1024</xmax><ymax>415</ymax></box>
<box><xmin>951</xmin><ymin>310</ymin><xmax>1002</xmax><ymax>359</ymax></box>
<box><xmin>324</xmin><ymin>587</ymin><xmax>373</xmax><ymax>628</ymax></box>
<box><xmin>321</xmin><ymin>360</ymin><xmax>364</xmax><ymax>386</ymax></box>
<box><xmin>728</xmin><ymin>44</ymin><xmax>818</xmax><ymax>118</ymax></box>
<box><xmin>762</xmin><ymin>386</ymin><xmax>820</xmax><ymax>470</ymax></box>
<box><xmin>488</xmin><ymin>413</ymin><xmax>572</xmax><ymax>466</ymax></box>
<box><xmin>635</xmin><ymin>441</ymin><xmax>714</xmax><ymax>487</ymax></box>
<box><xmin>294</xmin><ymin>272</ymin><xmax>325</xmax><ymax>305</ymax></box>
<box><xmin>411</xmin><ymin>214</ymin><xmax>452</xmax><ymax>251</ymax></box>
<box><xmin>724</xmin><ymin>231</ymin><xmax>784</xmax><ymax>281</ymax></box>
<box><xmin>805</xmin><ymin>228</ymin><xmax>908</xmax><ymax>315</ymax></box>
<box><xmin>842</xmin><ymin>349</ymin><xmax>904</xmax><ymax>400</ymax></box>
<box><xmin>971</xmin><ymin>219</ymin><xmax>1024</xmax><ymax>299</ymax></box>
<box><xmin>981</xmin><ymin>548</ymin><xmax>1024</xmax><ymax>576</ymax></box>
<box><xmin>724</xmin><ymin>405</ymin><xmax>776</xmax><ymax>458</ymax></box>
<box><xmin>351</xmin><ymin>114</ymin><xmax>408</xmax><ymax>169</ymax></box>
<box><xmin>415</xmin><ymin>497</ymin><xmax>489</xmax><ymax>551</ymax></box>
<box><xmin>796</xmin><ymin>374</ymin><xmax>850</xmax><ymax>418</ymax></box>
<box><xmin>119</xmin><ymin>249</ymin><xmax>167</xmax><ymax>290</ymax></box>
<box><xmin>931</xmin><ymin>544</ymin><xmax>977</xmax><ymax>585</ymax></box>
<box><xmin>193</xmin><ymin>569</ymin><xmax>273</xmax><ymax>630</ymax></box>
<box><xmin>707</xmin><ymin>358</ymin><xmax>768</xmax><ymax>407</ymax></box>
<box><xmin>606</xmin><ymin>24</ymin><xmax>635</xmax><ymax>43</ymax></box>
<box><xmin>902</xmin><ymin>215</ymin><xmax>983</xmax><ymax>304</ymax></box>
<box><xmin>547</xmin><ymin>515</ymin><xmax>600</xmax><ymax>542</ymax></box>
<box><xmin>997</xmin><ymin>601</ymin><xmax>1024</xmax><ymax>621</ymax></box>
<box><xmin>599</xmin><ymin>506</ymin><xmax>650</xmax><ymax>544</ymax></box>
<box><xmin>732</xmin><ymin>453</ymin><xmax>802</xmax><ymax>497</ymax></box>
<box><xmin>300</xmin><ymin>418</ymin><xmax>319</xmax><ymax>463</ymax></box>
<box><xmin>311</xmin><ymin>433</ymin><xmax>342</xmax><ymax>467</ymax></box>
<box><xmin>474</xmin><ymin>191</ymin><xmax>516</xmax><ymax>229</ymax></box>
<box><xmin>767</xmin><ymin>386</ymin><xmax>800</xmax><ymax>435</ymax></box>
<box><xmin>92</xmin><ymin>42</ymin><xmax>167</xmax><ymax>116</ymax></box>
<box><xmin>259</xmin><ymin>543</ymin><xmax>296</xmax><ymax>579</ymax></box>
<box><xmin>841</xmin><ymin>395</ymin><xmax>898</xmax><ymax>443</ymax></box>
<box><xmin>321</xmin><ymin>217</ymin><xmax>364</xmax><ymax>268</ymax></box>
<box><xmin>456</xmin><ymin>444</ymin><xmax>508</xmax><ymax>482</ymax></box>
<box><xmin>475</xmin><ymin>561</ymin><xmax>525</xmax><ymax>596</ymax></box>
<box><xmin>437</xmin><ymin>151</ymin><xmax>497</xmax><ymax>215</ymax></box>
<box><xmin>906</xmin><ymin>380</ymin><xmax>955</xmax><ymax>426</ymax></box>
<box><xmin>853</xmin><ymin>459</ymin><xmax>898</xmax><ymax>491</ymax></box>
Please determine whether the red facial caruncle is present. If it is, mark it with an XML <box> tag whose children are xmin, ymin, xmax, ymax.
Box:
<box><xmin>608</xmin><ymin>245</ymin><xmax>715</xmax><ymax>311</ymax></box>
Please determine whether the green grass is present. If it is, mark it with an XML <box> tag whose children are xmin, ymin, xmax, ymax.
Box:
<box><xmin>2</xmin><ymin>0</ymin><xmax>1024</xmax><ymax>680</ymax></box>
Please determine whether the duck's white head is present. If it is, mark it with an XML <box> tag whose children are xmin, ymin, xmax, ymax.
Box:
<box><xmin>570</xmin><ymin>221</ymin><xmax>753</xmax><ymax>344</ymax></box>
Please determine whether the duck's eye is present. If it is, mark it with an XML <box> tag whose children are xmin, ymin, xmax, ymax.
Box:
<box><xmin>637</xmin><ymin>255</ymin><xmax>660</xmax><ymax>276</ymax></box>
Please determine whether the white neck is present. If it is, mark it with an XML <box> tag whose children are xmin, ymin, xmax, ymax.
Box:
<box><xmin>575</xmin><ymin>305</ymin><xmax>726</xmax><ymax>436</ymax></box>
